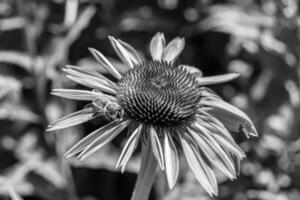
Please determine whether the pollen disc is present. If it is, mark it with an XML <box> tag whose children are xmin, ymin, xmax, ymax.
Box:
<box><xmin>117</xmin><ymin>61</ymin><xmax>201</xmax><ymax>126</ymax></box>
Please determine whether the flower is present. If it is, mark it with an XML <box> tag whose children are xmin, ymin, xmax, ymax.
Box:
<box><xmin>47</xmin><ymin>32</ymin><xmax>258</xmax><ymax>197</ymax></box>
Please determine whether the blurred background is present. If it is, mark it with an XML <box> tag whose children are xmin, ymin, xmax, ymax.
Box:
<box><xmin>0</xmin><ymin>0</ymin><xmax>300</xmax><ymax>200</ymax></box>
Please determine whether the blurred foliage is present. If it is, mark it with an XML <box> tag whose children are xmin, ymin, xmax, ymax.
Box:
<box><xmin>0</xmin><ymin>0</ymin><xmax>300</xmax><ymax>200</ymax></box>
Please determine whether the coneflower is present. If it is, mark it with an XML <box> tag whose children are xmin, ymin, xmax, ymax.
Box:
<box><xmin>48</xmin><ymin>33</ymin><xmax>257</xmax><ymax>199</ymax></box>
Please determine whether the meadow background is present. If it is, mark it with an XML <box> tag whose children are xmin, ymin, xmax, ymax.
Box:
<box><xmin>0</xmin><ymin>0</ymin><xmax>300</xmax><ymax>200</ymax></box>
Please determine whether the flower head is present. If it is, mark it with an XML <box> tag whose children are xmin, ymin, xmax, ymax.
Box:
<box><xmin>48</xmin><ymin>33</ymin><xmax>257</xmax><ymax>197</ymax></box>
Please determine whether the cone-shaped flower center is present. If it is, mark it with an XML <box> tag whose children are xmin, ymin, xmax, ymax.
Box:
<box><xmin>117</xmin><ymin>61</ymin><xmax>201</xmax><ymax>126</ymax></box>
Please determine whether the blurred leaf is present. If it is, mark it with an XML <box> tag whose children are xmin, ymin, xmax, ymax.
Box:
<box><xmin>0</xmin><ymin>52</ymin><xmax>32</xmax><ymax>71</ymax></box>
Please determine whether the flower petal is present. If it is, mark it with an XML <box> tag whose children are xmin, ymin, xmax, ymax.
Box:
<box><xmin>65</xmin><ymin>119</ymin><xmax>130</xmax><ymax>159</ymax></box>
<box><xmin>77</xmin><ymin>119</ymin><xmax>130</xmax><ymax>160</ymax></box>
<box><xmin>228</xmin><ymin>153</ymin><xmax>241</xmax><ymax>176</ymax></box>
<box><xmin>196</xmin><ymin>73</ymin><xmax>239</xmax><ymax>85</ymax></box>
<box><xmin>47</xmin><ymin>107</ymin><xmax>96</xmax><ymax>131</ymax></box>
<box><xmin>150</xmin><ymin>32</ymin><xmax>165</xmax><ymax>61</ymax></box>
<box><xmin>191</xmin><ymin>123</ymin><xmax>237</xmax><ymax>178</ymax></box>
<box><xmin>150</xmin><ymin>126</ymin><xmax>165</xmax><ymax>170</ymax></box>
<box><xmin>179</xmin><ymin>65</ymin><xmax>203</xmax><ymax>77</ymax></box>
<box><xmin>188</xmin><ymin>127</ymin><xmax>236</xmax><ymax>179</ymax></box>
<box><xmin>65</xmin><ymin>65</ymin><xmax>116</xmax><ymax>86</ymax></box>
<box><xmin>196</xmin><ymin>111</ymin><xmax>246</xmax><ymax>159</ymax></box>
<box><xmin>63</xmin><ymin>67</ymin><xmax>117</xmax><ymax>94</ymax></box>
<box><xmin>109</xmin><ymin>36</ymin><xmax>141</xmax><ymax>68</ymax></box>
<box><xmin>66</xmin><ymin>75</ymin><xmax>116</xmax><ymax>94</ymax></box>
<box><xmin>88</xmin><ymin>48</ymin><xmax>122</xmax><ymax>79</ymax></box>
<box><xmin>180</xmin><ymin>134</ymin><xmax>218</xmax><ymax>197</ymax></box>
<box><xmin>51</xmin><ymin>89</ymin><xmax>100</xmax><ymax>101</ymax></box>
<box><xmin>163</xmin><ymin>37</ymin><xmax>185</xmax><ymax>63</ymax></box>
<box><xmin>116</xmin><ymin>124</ymin><xmax>142</xmax><ymax>172</ymax></box>
<box><xmin>200</xmin><ymin>93</ymin><xmax>258</xmax><ymax>138</ymax></box>
<box><xmin>164</xmin><ymin>131</ymin><xmax>179</xmax><ymax>189</ymax></box>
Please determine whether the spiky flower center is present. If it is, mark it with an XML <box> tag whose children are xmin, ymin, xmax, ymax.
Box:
<box><xmin>117</xmin><ymin>61</ymin><xmax>201</xmax><ymax>126</ymax></box>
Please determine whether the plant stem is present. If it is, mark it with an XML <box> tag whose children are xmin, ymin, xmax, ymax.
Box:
<box><xmin>131</xmin><ymin>142</ymin><xmax>158</xmax><ymax>200</ymax></box>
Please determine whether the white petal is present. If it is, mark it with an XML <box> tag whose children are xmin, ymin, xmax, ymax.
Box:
<box><xmin>116</xmin><ymin>124</ymin><xmax>142</xmax><ymax>172</ymax></box>
<box><xmin>188</xmin><ymin>128</ymin><xmax>236</xmax><ymax>180</ymax></box>
<box><xmin>66</xmin><ymin>74</ymin><xmax>116</xmax><ymax>95</ymax></box>
<box><xmin>191</xmin><ymin>123</ymin><xmax>237</xmax><ymax>178</ymax></box>
<box><xmin>65</xmin><ymin>119</ymin><xmax>130</xmax><ymax>158</ymax></box>
<box><xmin>196</xmin><ymin>73</ymin><xmax>239</xmax><ymax>85</ymax></box>
<box><xmin>47</xmin><ymin>107</ymin><xmax>95</xmax><ymax>131</ymax></box>
<box><xmin>228</xmin><ymin>153</ymin><xmax>241</xmax><ymax>176</ymax></box>
<box><xmin>196</xmin><ymin>112</ymin><xmax>246</xmax><ymax>159</ymax></box>
<box><xmin>200</xmin><ymin>95</ymin><xmax>258</xmax><ymax>137</ymax></box>
<box><xmin>150</xmin><ymin>126</ymin><xmax>165</xmax><ymax>170</ymax></box>
<box><xmin>150</xmin><ymin>32</ymin><xmax>165</xmax><ymax>61</ymax></box>
<box><xmin>180</xmin><ymin>135</ymin><xmax>218</xmax><ymax>196</ymax></box>
<box><xmin>179</xmin><ymin>65</ymin><xmax>203</xmax><ymax>77</ymax></box>
<box><xmin>51</xmin><ymin>89</ymin><xmax>100</xmax><ymax>101</ymax></box>
<box><xmin>77</xmin><ymin>119</ymin><xmax>130</xmax><ymax>160</ymax></box>
<box><xmin>163</xmin><ymin>37</ymin><xmax>185</xmax><ymax>63</ymax></box>
<box><xmin>164</xmin><ymin>131</ymin><xmax>179</xmax><ymax>189</ymax></box>
<box><xmin>109</xmin><ymin>36</ymin><xmax>141</xmax><ymax>68</ymax></box>
<box><xmin>65</xmin><ymin>65</ymin><xmax>116</xmax><ymax>86</ymax></box>
<box><xmin>88</xmin><ymin>48</ymin><xmax>122</xmax><ymax>79</ymax></box>
<box><xmin>63</xmin><ymin>65</ymin><xmax>117</xmax><ymax>92</ymax></box>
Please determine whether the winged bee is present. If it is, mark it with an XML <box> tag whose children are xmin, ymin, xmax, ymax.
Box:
<box><xmin>92</xmin><ymin>96</ymin><xmax>124</xmax><ymax>120</ymax></box>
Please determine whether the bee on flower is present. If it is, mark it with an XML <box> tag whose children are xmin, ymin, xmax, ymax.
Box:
<box><xmin>47</xmin><ymin>32</ymin><xmax>257</xmax><ymax>199</ymax></box>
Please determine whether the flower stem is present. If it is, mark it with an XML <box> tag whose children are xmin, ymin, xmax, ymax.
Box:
<box><xmin>131</xmin><ymin>142</ymin><xmax>158</xmax><ymax>200</ymax></box>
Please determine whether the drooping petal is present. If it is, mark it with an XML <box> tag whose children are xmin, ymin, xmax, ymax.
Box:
<box><xmin>77</xmin><ymin>119</ymin><xmax>130</xmax><ymax>160</ymax></box>
<box><xmin>187</xmin><ymin>127</ymin><xmax>236</xmax><ymax>179</ymax></box>
<box><xmin>200</xmin><ymin>93</ymin><xmax>258</xmax><ymax>138</ymax></box>
<box><xmin>88</xmin><ymin>48</ymin><xmax>122</xmax><ymax>79</ymax></box>
<box><xmin>164</xmin><ymin>131</ymin><xmax>179</xmax><ymax>189</ymax></box>
<box><xmin>47</xmin><ymin>107</ymin><xmax>96</xmax><ymax>131</ymax></box>
<box><xmin>65</xmin><ymin>65</ymin><xmax>116</xmax><ymax>86</ymax></box>
<box><xmin>196</xmin><ymin>112</ymin><xmax>246</xmax><ymax>160</ymax></box>
<box><xmin>228</xmin><ymin>153</ymin><xmax>241</xmax><ymax>176</ymax></box>
<box><xmin>149</xmin><ymin>126</ymin><xmax>165</xmax><ymax>170</ymax></box>
<box><xmin>179</xmin><ymin>65</ymin><xmax>203</xmax><ymax>77</ymax></box>
<box><xmin>150</xmin><ymin>32</ymin><xmax>165</xmax><ymax>61</ymax></box>
<box><xmin>191</xmin><ymin>123</ymin><xmax>237</xmax><ymax>178</ymax></box>
<box><xmin>109</xmin><ymin>36</ymin><xmax>141</xmax><ymax>68</ymax></box>
<box><xmin>63</xmin><ymin>66</ymin><xmax>117</xmax><ymax>94</ymax></box>
<box><xmin>116</xmin><ymin>124</ymin><xmax>142</xmax><ymax>172</ymax></box>
<box><xmin>163</xmin><ymin>37</ymin><xmax>185</xmax><ymax>63</ymax></box>
<box><xmin>65</xmin><ymin>119</ymin><xmax>130</xmax><ymax>158</ymax></box>
<box><xmin>196</xmin><ymin>73</ymin><xmax>239</xmax><ymax>85</ymax></box>
<box><xmin>180</xmin><ymin>134</ymin><xmax>218</xmax><ymax>197</ymax></box>
<box><xmin>51</xmin><ymin>89</ymin><xmax>100</xmax><ymax>101</ymax></box>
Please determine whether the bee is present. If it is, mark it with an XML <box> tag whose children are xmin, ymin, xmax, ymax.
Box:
<box><xmin>92</xmin><ymin>96</ymin><xmax>124</xmax><ymax>120</ymax></box>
